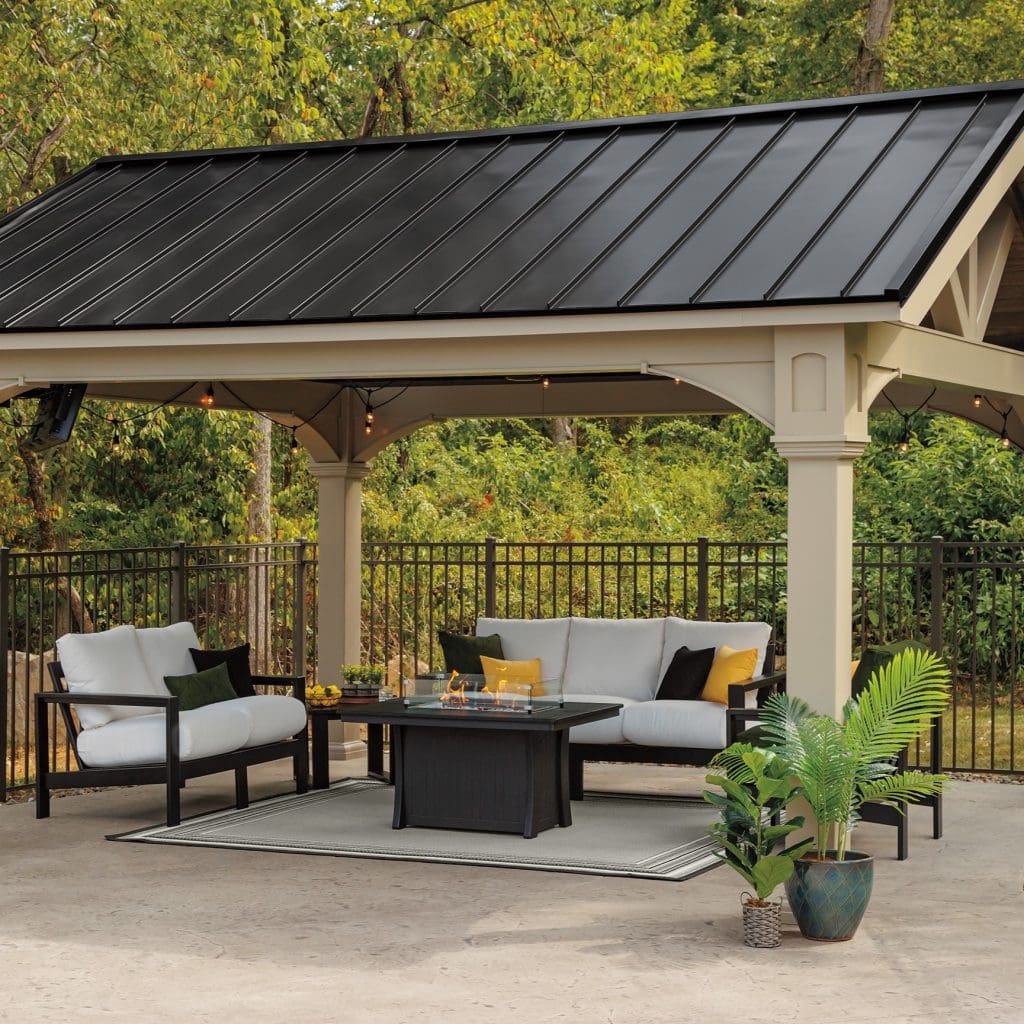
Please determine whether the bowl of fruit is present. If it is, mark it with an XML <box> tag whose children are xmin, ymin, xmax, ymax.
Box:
<box><xmin>306</xmin><ymin>684</ymin><xmax>343</xmax><ymax>708</ymax></box>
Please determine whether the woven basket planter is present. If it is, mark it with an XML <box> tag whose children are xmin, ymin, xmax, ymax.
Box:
<box><xmin>741</xmin><ymin>894</ymin><xmax>782</xmax><ymax>948</ymax></box>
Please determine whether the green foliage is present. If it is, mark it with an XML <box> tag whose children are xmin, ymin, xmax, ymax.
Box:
<box><xmin>759</xmin><ymin>648</ymin><xmax>951</xmax><ymax>859</ymax></box>
<box><xmin>704</xmin><ymin>744</ymin><xmax>812</xmax><ymax>900</ymax></box>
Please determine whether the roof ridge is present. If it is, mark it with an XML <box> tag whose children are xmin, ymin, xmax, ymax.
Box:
<box><xmin>93</xmin><ymin>79</ymin><xmax>1024</xmax><ymax>167</ymax></box>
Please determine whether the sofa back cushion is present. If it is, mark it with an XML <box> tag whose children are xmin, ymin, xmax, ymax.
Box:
<box><xmin>55</xmin><ymin>625</ymin><xmax>163</xmax><ymax>730</ymax></box>
<box><xmin>660</xmin><ymin>618</ymin><xmax>772</xmax><ymax>680</ymax></box>
<box><xmin>563</xmin><ymin>617</ymin><xmax>666</xmax><ymax>701</ymax></box>
<box><xmin>475</xmin><ymin>617</ymin><xmax>571</xmax><ymax>683</ymax></box>
<box><xmin>137</xmin><ymin>621</ymin><xmax>201</xmax><ymax>687</ymax></box>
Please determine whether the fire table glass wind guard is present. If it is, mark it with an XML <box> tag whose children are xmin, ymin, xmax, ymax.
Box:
<box><xmin>402</xmin><ymin>672</ymin><xmax>564</xmax><ymax>714</ymax></box>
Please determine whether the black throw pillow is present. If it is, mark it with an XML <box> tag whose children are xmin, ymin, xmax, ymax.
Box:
<box><xmin>656</xmin><ymin>645</ymin><xmax>716</xmax><ymax>700</ymax></box>
<box><xmin>190</xmin><ymin>642</ymin><xmax>256</xmax><ymax>698</ymax></box>
<box><xmin>438</xmin><ymin>631</ymin><xmax>504</xmax><ymax>674</ymax></box>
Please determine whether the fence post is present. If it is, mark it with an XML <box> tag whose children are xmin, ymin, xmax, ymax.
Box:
<box><xmin>696</xmin><ymin>536</ymin><xmax>709</xmax><ymax>620</ymax></box>
<box><xmin>484</xmin><ymin>537</ymin><xmax>497</xmax><ymax>619</ymax></box>
<box><xmin>169</xmin><ymin>541</ymin><xmax>186</xmax><ymax>624</ymax></box>
<box><xmin>293</xmin><ymin>538</ymin><xmax>308</xmax><ymax>677</ymax></box>
<box><xmin>928</xmin><ymin>535</ymin><xmax>945</xmax><ymax>776</ymax></box>
<box><xmin>0</xmin><ymin>547</ymin><xmax>8</xmax><ymax>803</ymax></box>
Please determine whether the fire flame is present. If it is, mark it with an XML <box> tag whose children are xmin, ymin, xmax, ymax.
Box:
<box><xmin>438</xmin><ymin>671</ymin><xmax>528</xmax><ymax>710</ymax></box>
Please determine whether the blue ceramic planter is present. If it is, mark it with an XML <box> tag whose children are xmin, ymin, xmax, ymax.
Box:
<box><xmin>785</xmin><ymin>851</ymin><xmax>874</xmax><ymax>941</ymax></box>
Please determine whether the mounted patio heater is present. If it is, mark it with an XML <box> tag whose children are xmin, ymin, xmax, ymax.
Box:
<box><xmin>24</xmin><ymin>383</ymin><xmax>86</xmax><ymax>452</ymax></box>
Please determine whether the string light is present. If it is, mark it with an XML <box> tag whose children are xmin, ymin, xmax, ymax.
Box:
<box><xmin>111</xmin><ymin>428</ymin><xmax>121</xmax><ymax>455</ymax></box>
<box><xmin>289</xmin><ymin>428</ymin><xmax>299</xmax><ymax>456</ymax></box>
<box><xmin>673</xmin><ymin>377</ymin><xmax>681</xmax><ymax>386</ymax></box>
<box><xmin>978</xmin><ymin>394</ymin><xmax>1015</xmax><ymax>452</ymax></box>
<box><xmin>200</xmin><ymin>383</ymin><xmax>216</xmax><ymax>408</ymax></box>
<box><xmin>542</xmin><ymin>377</ymin><xmax>550</xmax><ymax>390</ymax></box>
<box><xmin>882</xmin><ymin>387</ymin><xmax>935</xmax><ymax>455</ymax></box>
<box><xmin>973</xmin><ymin>394</ymin><xmax>983</xmax><ymax>409</ymax></box>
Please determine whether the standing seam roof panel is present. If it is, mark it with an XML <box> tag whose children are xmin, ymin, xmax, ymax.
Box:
<box><xmin>1</xmin><ymin>80</ymin><xmax>1023</xmax><ymax>330</ymax></box>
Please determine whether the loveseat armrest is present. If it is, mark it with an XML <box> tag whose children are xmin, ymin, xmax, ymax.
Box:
<box><xmin>35</xmin><ymin>691</ymin><xmax>179</xmax><ymax>709</ymax></box>
<box><xmin>251</xmin><ymin>674</ymin><xmax>306</xmax><ymax>703</ymax></box>
<box><xmin>725</xmin><ymin>671</ymin><xmax>786</xmax><ymax>744</ymax></box>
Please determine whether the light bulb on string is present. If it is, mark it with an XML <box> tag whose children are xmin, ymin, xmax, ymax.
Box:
<box><xmin>542</xmin><ymin>377</ymin><xmax>550</xmax><ymax>390</ymax></box>
<box><xmin>973</xmin><ymin>394</ymin><xmax>983</xmax><ymax>409</ymax></box>
<box><xmin>111</xmin><ymin>432</ymin><xmax>121</xmax><ymax>455</ymax></box>
<box><xmin>1002</xmin><ymin>433</ymin><xmax>1012</xmax><ymax>449</ymax></box>
<box><xmin>289</xmin><ymin>429</ymin><xmax>299</xmax><ymax>456</ymax></box>
<box><xmin>200</xmin><ymin>383</ymin><xmax>216</xmax><ymax>408</ymax></box>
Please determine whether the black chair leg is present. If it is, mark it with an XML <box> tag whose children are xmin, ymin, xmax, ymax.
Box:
<box><xmin>166</xmin><ymin>772</ymin><xmax>181</xmax><ymax>827</ymax></box>
<box><xmin>896</xmin><ymin>812</ymin><xmax>909</xmax><ymax>861</ymax></box>
<box><xmin>932</xmin><ymin>795</ymin><xmax>943</xmax><ymax>839</ymax></box>
<box><xmin>34</xmin><ymin>694</ymin><xmax>51</xmax><ymax>819</ymax></box>
<box><xmin>294</xmin><ymin>741</ymin><xmax>309</xmax><ymax>794</ymax></box>
<box><xmin>234</xmin><ymin>766</ymin><xmax>249</xmax><ymax>809</ymax></box>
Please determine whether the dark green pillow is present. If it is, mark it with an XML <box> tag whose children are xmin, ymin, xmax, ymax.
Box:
<box><xmin>438</xmin><ymin>630</ymin><xmax>504</xmax><ymax>674</ymax></box>
<box><xmin>852</xmin><ymin>639</ymin><xmax>929</xmax><ymax>697</ymax></box>
<box><xmin>163</xmin><ymin>661</ymin><xmax>237</xmax><ymax>712</ymax></box>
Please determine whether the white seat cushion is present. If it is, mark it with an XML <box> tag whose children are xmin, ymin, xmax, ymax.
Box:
<box><xmin>565</xmin><ymin>693</ymin><xmax>637</xmax><ymax>744</ymax></box>
<box><xmin>563</xmin><ymin>617</ymin><xmax>666</xmax><ymax>701</ymax></box>
<box><xmin>659</xmin><ymin>618</ymin><xmax>772</xmax><ymax>680</ymax></box>
<box><xmin>622</xmin><ymin>700</ymin><xmax>727</xmax><ymax>749</ymax></box>
<box><xmin>76</xmin><ymin>701</ymin><xmax>252</xmax><ymax>768</ymax></box>
<box><xmin>475</xmin><ymin>617</ymin><xmax>571</xmax><ymax>684</ymax></box>
<box><xmin>136</xmin><ymin>621</ymin><xmax>201</xmax><ymax>686</ymax></box>
<box><xmin>56</xmin><ymin>625</ymin><xmax>163</xmax><ymax>729</ymax></box>
<box><xmin>234</xmin><ymin>695</ymin><xmax>308</xmax><ymax>747</ymax></box>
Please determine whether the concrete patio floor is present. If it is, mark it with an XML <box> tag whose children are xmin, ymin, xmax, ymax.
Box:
<box><xmin>1</xmin><ymin>759</ymin><xmax>1020</xmax><ymax>1024</ymax></box>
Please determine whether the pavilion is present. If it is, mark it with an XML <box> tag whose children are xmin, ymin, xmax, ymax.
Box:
<box><xmin>1</xmin><ymin>79</ymin><xmax>1024</xmax><ymax>719</ymax></box>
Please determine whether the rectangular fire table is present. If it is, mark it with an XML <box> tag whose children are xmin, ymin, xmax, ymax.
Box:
<box><xmin>334</xmin><ymin>699</ymin><xmax>622</xmax><ymax>838</ymax></box>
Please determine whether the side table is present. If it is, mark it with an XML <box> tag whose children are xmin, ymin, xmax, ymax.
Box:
<box><xmin>309</xmin><ymin>697</ymin><xmax>393</xmax><ymax>789</ymax></box>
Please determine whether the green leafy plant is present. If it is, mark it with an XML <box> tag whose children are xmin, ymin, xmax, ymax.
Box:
<box><xmin>759</xmin><ymin>647</ymin><xmax>951</xmax><ymax>860</ymax></box>
<box><xmin>704</xmin><ymin>745</ymin><xmax>813</xmax><ymax>903</ymax></box>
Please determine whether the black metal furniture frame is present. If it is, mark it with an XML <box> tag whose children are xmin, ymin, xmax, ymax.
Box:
<box><xmin>568</xmin><ymin>643</ymin><xmax>786</xmax><ymax>799</ymax></box>
<box><xmin>36</xmin><ymin>663</ymin><xmax>309</xmax><ymax>826</ymax></box>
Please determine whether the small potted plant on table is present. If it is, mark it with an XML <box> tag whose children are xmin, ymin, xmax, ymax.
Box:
<box><xmin>704</xmin><ymin>745</ymin><xmax>812</xmax><ymax>947</ymax></box>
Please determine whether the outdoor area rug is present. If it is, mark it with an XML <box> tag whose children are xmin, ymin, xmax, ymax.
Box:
<box><xmin>113</xmin><ymin>779</ymin><xmax>721</xmax><ymax>882</ymax></box>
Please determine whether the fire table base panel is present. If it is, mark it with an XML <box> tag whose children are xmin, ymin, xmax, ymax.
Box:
<box><xmin>393</xmin><ymin>725</ymin><xmax>566</xmax><ymax>838</ymax></box>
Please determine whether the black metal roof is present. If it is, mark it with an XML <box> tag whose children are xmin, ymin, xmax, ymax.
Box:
<box><xmin>2</xmin><ymin>81</ymin><xmax>1023</xmax><ymax>332</ymax></box>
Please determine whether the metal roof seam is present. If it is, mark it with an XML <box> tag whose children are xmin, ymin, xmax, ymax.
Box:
<box><xmin>884</xmin><ymin>91</ymin><xmax>1024</xmax><ymax>301</ymax></box>
<box><xmin>63</xmin><ymin>152</ymin><xmax>311</xmax><ymax>327</ymax></box>
<box><xmin>545</xmin><ymin>118</ymin><xmax>738</xmax><ymax>310</ymax></box>
<box><xmin>840</xmin><ymin>96</ymin><xmax>990</xmax><ymax>298</ymax></box>
<box><xmin>477</xmin><ymin>123</ymin><xmax>681</xmax><ymax>312</ymax></box>
<box><xmin>618</xmin><ymin>112</ymin><xmax>799</xmax><ymax>307</ymax></box>
<box><xmin>111</xmin><ymin>150</ymin><xmax>359</xmax><ymax>325</ymax></box>
<box><xmin>228</xmin><ymin>142</ymin><xmax>460</xmax><ymax>322</ymax></box>
<box><xmin>349</xmin><ymin>133</ymin><xmax>568</xmax><ymax>316</ymax></box>
<box><xmin>4</xmin><ymin>157</ymin><xmax>257</xmax><ymax>328</ymax></box>
<box><xmin>0</xmin><ymin>163</ymin><xmax>120</xmax><ymax>249</ymax></box>
<box><xmin>0</xmin><ymin>162</ymin><xmax>164</xmax><ymax>278</ymax></box>
<box><xmin>287</xmin><ymin>137</ymin><xmax>513</xmax><ymax>319</ymax></box>
<box><xmin>0</xmin><ymin>159</ymin><xmax>178</xmax><ymax>314</ymax></box>
<box><xmin>165</xmin><ymin>146</ymin><xmax>393</xmax><ymax>324</ymax></box>
<box><xmin>412</xmin><ymin>131</ymin><xmax>616</xmax><ymax>314</ymax></box>
<box><xmin>762</xmin><ymin>101</ymin><xmax>923</xmax><ymax>301</ymax></box>
<box><xmin>688</xmin><ymin>107</ymin><xmax>861</xmax><ymax>304</ymax></box>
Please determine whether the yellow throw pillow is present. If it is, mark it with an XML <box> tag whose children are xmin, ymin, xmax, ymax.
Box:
<box><xmin>479</xmin><ymin>656</ymin><xmax>544</xmax><ymax>696</ymax></box>
<box><xmin>701</xmin><ymin>645</ymin><xmax>758</xmax><ymax>705</ymax></box>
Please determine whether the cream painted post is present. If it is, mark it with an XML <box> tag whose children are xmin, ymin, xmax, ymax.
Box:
<box><xmin>772</xmin><ymin>326</ymin><xmax>869</xmax><ymax>717</ymax></box>
<box><xmin>309</xmin><ymin>460</ymin><xmax>369</xmax><ymax>682</ymax></box>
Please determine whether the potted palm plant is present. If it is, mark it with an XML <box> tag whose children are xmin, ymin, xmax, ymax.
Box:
<box><xmin>759</xmin><ymin>646</ymin><xmax>950</xmax><ymax>941</ymax></box>
<box><xmin>704</xmin><ymin>745</ymin><xmax>813</xmax><ymax>947</ymax></box>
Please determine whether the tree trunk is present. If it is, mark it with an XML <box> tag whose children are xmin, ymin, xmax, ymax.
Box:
<box><xmin>15</xmin><ymin>436</ymin><xmax>93</xmax><ymax>633</ymax></box>
<box><xmin>854</xmin><ymin>0</ymin><xmax>896</xmax><ymax>94</ymax></box>
<box><xmin>550</xmin><ymin>416</ymin><xmax>575</xmax><ymax>450</ymax></box>
<box><xmin>246</xmin><ymin>417</ymin><xmax>273</xmax><ymax>669</ymax></box>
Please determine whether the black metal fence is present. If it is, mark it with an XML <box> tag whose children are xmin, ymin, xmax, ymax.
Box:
<box><xmin>5</xmin><ymin>535</ymin><xmax>1024</xmax><ymax>796</ymax></box>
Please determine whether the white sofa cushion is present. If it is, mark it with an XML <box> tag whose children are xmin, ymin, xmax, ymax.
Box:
<box><xmin>563</xmin><ymin>617</ymin><xmax>666</xmax><ymax>701</ymax></box>
<box><xmin>76</xmin><ymin>701</ymin><xmax>252</xmax><ymax>768</ymax></box>
<box><xmin>565</xmin><ymin>694</ymin><xmax>636</xmax><ymax>744</ymax></box>
<box><xmin>475</xmin><ymin>617</ymin><xmax>571</xmax><ymax>683</ymax></box>
<box><xmin>56</xmin><ymin>625</ymin><xmax>163</xmax><ymax>729</ymax></box>
<box><xmin>136</xmin><ymin>621</ymin><xmax>201</xmax><ymax>687</ymax></box>
<box><xmin>659</xmin><ymin>618</ymin><xmax>772</xmax><ymax>680</ymax></box>
<box><xmin>622</xmin><ymin>700</ymin><xmax>728</xmax><ymax>749</ymax></box>
<box><xmin>234</xmin><ymin>695</ymin><xmax>308</xmax><ymax>747</ymax></box>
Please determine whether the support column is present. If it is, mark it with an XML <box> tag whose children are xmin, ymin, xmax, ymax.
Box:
<box><xmin>309</xmin><ymin>461</ymin><xmax>369</xmax><ymax>684</ymax></box>
<box><xmin>772</xmin><ymin>326</ymin><xmax>868</xmax><ymax>717</ymax></box>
